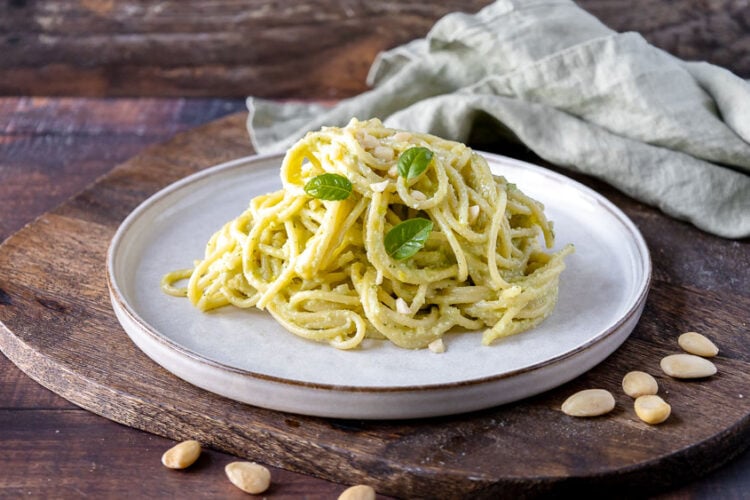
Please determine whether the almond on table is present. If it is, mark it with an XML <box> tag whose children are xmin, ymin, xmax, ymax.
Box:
<box><xmin>225</xmin><ymin>461</ymin><xmax>271</xmax><ymax>494</ymax></box>
<box><xmin>161</xmin><ymin>440</ymin><xmax>202</xmax><ymax>469</ymax></box>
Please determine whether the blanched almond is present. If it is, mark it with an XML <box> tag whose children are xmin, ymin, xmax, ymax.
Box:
<box><xmin>161</xmin><ymin>440</ymin><xmax>201</xmax><ymax>469</ymax></box>
<box><xmin>225</xmin><ymin>462</ymin><xmax>271</xmax><ymax>494</ymax></box>
<box><xmin>411</xmin><ymin>190</ymin><xmax>427</xmax><ymax>201</ymax></box>
<box><xmin>369</xmin><ymin>180</ymin><xmax>389</xmax><ymax>193</ymax></box>
<box><xmin>372</xmin><ymin>146</ymin><xmax>394</xmax><ymax>161</ymax></box>
<box><xmin>468</xmin><ymin>205</ymin><xmax>480</xmax><ymax>223</ymax></box>
<box><xmin>678</xmin><ymin>332</ymin><xmax>719</xmax><ymax>357</ymax></box>
<box><xmin>561</xmin><ymin>389</ymin><xmax>615</xmax><ymax>417</ymax></box>
<box><xmin>660</xmin><ymin>354</ymin><xmax>717</xmax><ymax>379</ymax></box>
<box><xmin>634</xmin><ymin>395</ymin><xmax>671</xmax><ymax>424</ymax></box>
<box><xmin>622</xmin><ymin>371</ymin><xmax>658</xmax><ymax>398</ymax></box>
<box><xmin>395</xmin><ymin>297</ymin><xmax>411</xmax><ymax>314</ymax></box>
<box><xmin>428</xmin><ymin>338</ymin><xmax>445</xmax><ymax>353</ymax></box>
<box><xmin>391</xmin><ymin>132</ymin><xmax>412</xmax><ymax>142</ymax></box>
<box><xmin>338</xmin><ymin>484</ymin><xmax>376</xmax><ymax>500</ymax></box>
<box><xmin>360</xmin><ymin>132</ymin><xmax>378</xmax><ymax>149</ymax></box>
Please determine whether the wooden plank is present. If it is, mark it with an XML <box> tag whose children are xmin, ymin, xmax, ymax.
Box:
<box><xmin>0</xmin><ymin>98</ymin><xmax>246</xmax><ymax>242</ymax></box>
<box><xmin>1</xmin><ymin>0</ymin><xmax>747</xmax><ymax>97</ymax></box>
<box><xmin>0</xmin><ymin>354</ymin><xmax>75</xmax><ymax>410</ymax></box>
<box><xmin>0</xmin><ymin>97</ymin><xmax>246</xmax><ymax>137</ymax></box>
<box><xmin>0</xmin><ymin>0</ymin><xmax>492</xmax><ymax>97</ymax></box>
<box><xmin>1</xmin><ymin>111</ymin><xmax>749</xmax><ymax>498</ymax></box>
<box><xmin>0</xmin><ymin>409</ymin><xmax>347</xmax><ymax>499</ymax></box>
<box><xmin>0</xmin><ymin>134</ymin><xmax>156</xmax><ymax>241</ymax></box>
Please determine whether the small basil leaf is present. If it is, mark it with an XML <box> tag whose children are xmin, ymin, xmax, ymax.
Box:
<box><xmin>397</xmin><ymin>147</ymin><xmax>433</xmax><ymax>180</ymax></box>
<box><xmin>384</xmin><ymin>217</ymin><xmax>433</xmax><ymax>260</ymax></box>
<box><xmin>304</xmin><ymin>173</ymin><xmax>352</xmax><ymax>200</ymax></box>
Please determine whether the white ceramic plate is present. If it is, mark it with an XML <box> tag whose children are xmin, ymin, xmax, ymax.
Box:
<box><xmin>107</xmin><ymin>152</ymin><xmax>650</xmax><ymax>419</ymax></box>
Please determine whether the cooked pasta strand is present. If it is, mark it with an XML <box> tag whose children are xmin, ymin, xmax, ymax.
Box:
<box><xmin>162</xmin><ymin>118</ymin><xmax>573</xmax><ymax>349</ymax></box>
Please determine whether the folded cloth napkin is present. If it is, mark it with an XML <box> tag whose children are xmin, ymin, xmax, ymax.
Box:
<box><xmin>247</xmin><ymin>0</ymin><xmax>750</xmax><ymax>238</ymax></box>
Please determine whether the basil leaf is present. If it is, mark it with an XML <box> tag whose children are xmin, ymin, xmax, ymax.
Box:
<box><xmin>397</xmin><ymin>147</ymin><xmax>433</xmax><ymax>180</ymax></box>
<box><xmin>304</xmin><ymin>173</ymin><xmax>352</xmax><ymax>200</ymax></box>
<box><xmin>384</xmin><ymin>217</ymin><xmax>433</xmax><ymax>260</ymax></box>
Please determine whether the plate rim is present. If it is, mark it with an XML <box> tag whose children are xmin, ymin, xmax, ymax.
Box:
<box><xmin>106</xmin><ymin>151</ymin><xmax>652</xmax><ymax>394</ymax></box>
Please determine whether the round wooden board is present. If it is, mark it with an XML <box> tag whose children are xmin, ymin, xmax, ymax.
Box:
<box><xmin>1</xmin><ymin>113</ymin><xmax>749</xmax><ymax>498</ymax></box>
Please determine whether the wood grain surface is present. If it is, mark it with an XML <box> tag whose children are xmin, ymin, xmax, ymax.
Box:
<box><xmin>2</xmin><ymin>0</ymin><xmax>750</xmax><ymax>496</ymax></box>
<box><xmin>2</xmin><ymin>0</ymin><xmax>748</xmax><ymax>97</ymax></box>
<box><xmin>1</xmin><ymin>106</ymin><xmax>749</xmax><ymax>498</ymax></box>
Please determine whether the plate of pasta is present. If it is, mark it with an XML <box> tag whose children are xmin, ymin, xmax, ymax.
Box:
<box><xmin>107</xmin><ymin>119</ymin><xmax>650</xmax><ymax>419</ymax></box>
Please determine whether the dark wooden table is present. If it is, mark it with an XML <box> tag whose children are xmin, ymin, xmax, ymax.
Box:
<box><xmin>1</xmin><ymin>97</ymin><xmax>749</xmax><ymax>499</ymax></box>
<box><xmin>0</xmin><ymin>97</ymin><xmax>351</xmax><ymax>498</ymax></box>
<box><xmin>2</xmin><ymin>1</ymin><xmax>750</xmax><ymax>498</ymax></box>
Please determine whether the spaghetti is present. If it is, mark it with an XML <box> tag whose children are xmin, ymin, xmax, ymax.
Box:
<box><xmin>162</xmin><ymin>118</ymin><xmax>573</xmax><ymax>349</ymax></box>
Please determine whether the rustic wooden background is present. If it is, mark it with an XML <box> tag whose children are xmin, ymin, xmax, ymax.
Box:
<box><xmin>1</xmin><ymin>0</ymin><xmax>748</xmax><ymax>97</ymax></box>
<box><xmin>2</xmin><ymin>97</ymin><xmax>750</xmax><ymax>499</ymax></box>
<box><xmin>1</xmin><ymin>0</ymin><xmax>750</xmax><ymax>498</ymax></box>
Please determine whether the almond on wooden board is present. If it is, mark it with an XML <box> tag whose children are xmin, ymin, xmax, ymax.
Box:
<box><xmin>678</xmin><ymin>332</ymin><xmax>719</xmax><ymax>357</ymax></box>
<box><xmin>561</xmin><ymin>389</ymin><xmax>615</xmax><ymax>417</ymax></box>
<box><xmin>661</xmin><ymin>354</ymin><xmax>717</xmax><ymax>379</ymax></box>
<box><xmin>622</xmin><ymin>371</ymin><xmax>659</xmax><ymax>398</ymax></box>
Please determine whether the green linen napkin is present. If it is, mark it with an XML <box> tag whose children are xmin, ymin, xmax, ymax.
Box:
<box><xmin>247</xmin><ymin>0</ymin><xmax>750</xmax><ymax>238</ymax></box>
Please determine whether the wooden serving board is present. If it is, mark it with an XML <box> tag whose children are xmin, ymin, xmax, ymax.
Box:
<box><xmin>1</xmin><ymin>113</ymin><xmax>749</xmax><ymax>498</ymax></box>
